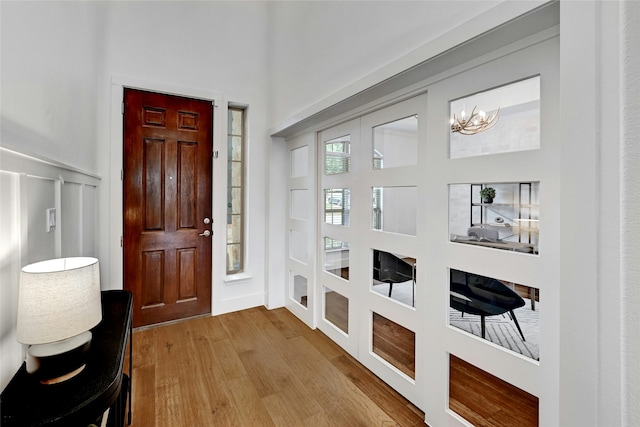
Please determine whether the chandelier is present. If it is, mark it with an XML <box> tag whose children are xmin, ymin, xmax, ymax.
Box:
<box><xmin>450</xmin><ymin>106</ymin><xmax>500</xmax><ymax>135</ymax></box>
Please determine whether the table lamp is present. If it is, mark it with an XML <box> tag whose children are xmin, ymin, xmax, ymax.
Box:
<box><xmin>16</xmin><ymin>257</ymin><xmax>102</xmax><ymax>384</ymax></box>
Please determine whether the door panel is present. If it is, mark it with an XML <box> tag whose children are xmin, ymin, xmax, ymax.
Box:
<box><xmin>316</xmin><ymin>97</ymin><xmax>426</xmax><ymax>407</ymax></box>
<box><xmin>285</xmin><ymin>133</ymin><xmax>316</xmax><ymax>328</ymax></box>
<box><xmin>124</xmin><ymin>88</ymin><xmax>213</xmax><ymax>327</ymax></box>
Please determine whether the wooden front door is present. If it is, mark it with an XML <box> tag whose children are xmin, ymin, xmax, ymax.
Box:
<box><xmin>123</xmin><ymin>89</ymin><xmax>213</xmax><ymax>327</ymax></box>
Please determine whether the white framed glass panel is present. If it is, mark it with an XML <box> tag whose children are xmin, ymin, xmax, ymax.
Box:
<box><xmin>289</xmin><ymin>229</ymin><xmax>308</xmax><ymax>264</ymax></box>
<box><xmin>449</xmin><ymin>268</ymin><xmax>540</xmax><ymax>360</ymax></box>
<box><xmin>372</xmin><ymin>186</ymin><xmax>417</xmax><ymax>236</ymax></box>
<box><xmin>373</xmin><ymin>115</ymin><xmax>418</xmax><ymax>170</ymax></box>
<box><xmin>372</xmin><ymin>312</ymin><xmax>415</xmax><ymax>379</ymax></box>
<box><xmin>372</xmin><ymin>249</ymin><xmax>416</xmax><ymax>308</ymax></box>
<box><xmin>291</xmin><ymin>145</ymin><xmax>309</xmax><ymax>178</ymax></box>
<box><xmin>449</xmin><ymin>182</ymin><xmax>540</xmax><ymax>254</ymax></box>
<box><xmin>325</xmin><ymin>135</ymin><xmax>351</xmax><ymax>175</ymax></box>
<box><xmin>290</xmin><ymin>189</ymin><xmax>309</xmax><ymax>220</ymax></box>
<box><xmin>450</xmin><ymin>76</ymin><xmax>540</xmax><ymax>159</ymax></box>
<box><xmin>290</xmin><ymin>272</ymin><xmax>308</xmax><ymax>308</ymax></box>
<box><xmin>324</xmin><ymin>188</ymin><xmax>350</xmax><ymax>226</ymax></box>
<box><xmin>324</xmin><ymin>237</ymin><xmax>350</xmax><ymax>281</ymax></box>
<box><xmin>324</xmin><ymin>286</ymin><xmax>348</xmax><ymax>334</ymax></box>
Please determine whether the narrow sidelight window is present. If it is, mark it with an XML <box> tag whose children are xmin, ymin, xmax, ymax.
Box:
<box><xmin>227</xmin><ymin>106</ymin><xmax>245</xmax><ymax>274</ymax></box>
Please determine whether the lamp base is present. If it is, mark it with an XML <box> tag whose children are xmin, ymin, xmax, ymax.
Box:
<box><xmin>40</xmin><ymin>365</ymin><xmax>87</xmax><ymax>385</ymax></box>
<box><xmin>26</xmin><ymin>331</ymin><xmax>92</xmax><ymax>384</ymax></box>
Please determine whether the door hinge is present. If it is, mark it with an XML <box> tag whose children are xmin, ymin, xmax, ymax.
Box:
<box><xmin>213</xmin><ymin>151</ymin><xmax>219</xmax><ymax>159</ymax></box>
<box><xmin>121</xmin><ymin>169</ymin><xmax>124</xmax><ymax>181</ymax></box>
<box><xmin>120</xmin><ymin>236</ymin><xmax>123</xmax><ymax>247</ymax></box>
<box><xmin>121</xmin><ymin>102</ymin><xmax>125</xmax><ymax>115</ymax></box>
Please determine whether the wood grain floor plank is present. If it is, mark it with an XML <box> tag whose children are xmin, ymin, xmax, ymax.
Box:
<box><xmin>211</xmin><ymin>337</ymin><xmax>248</xmax><ymax>381</ymax></box>
<box><xmin>154</xmin><ymin>322</ymin><xmax>190</xmax><ymax>427</ymax></box>
<box><xmin>129</xmin><ymin>364</ymin><xmax>156</xmax><ymax>427</ymax></box>
<box><xmin>130</xmin><ymin>326</ymin><xmax>156</xmax><ymax>369</ymax></box>
<box><xmin>238</xmin><ymin>348</ymin><xmax>291</xmax><ymax>398</ymax></box>
<box><xmin>218</xmin><ymin>310</ymin><xmax>262</xmax><ymax>353</ymax></box>
<box><xmin>301</xmin><ymin>411</ymin><xmax>331</xmax><ymax>427</ymax></box>
<box><xmin>192</xmin><ymin>344</ymin><xmax>242</xmax><ymax>426</ymax></box>
<box><xmin>260</xmin><ymin>306</ymin><xmax>310</xmax><ymax>339</ymax></box>
<box><xmin>155</xmin><ymin>376</ymin><xmax>185</xmax><ymax>427</ymax></box>
<box><xmin>175</xmin><ymin>342</ymin><xmax>215</xmax><ymax>424</ymax></box>
<box><xmin>261</xmin><ymin>391</ymin><xmax>307</xmax><ymax>426</ymax></box>
<box><xmin>226</xmin><ymin>375</ymin><xmax>277</xmax><ymax>427</ymax></box>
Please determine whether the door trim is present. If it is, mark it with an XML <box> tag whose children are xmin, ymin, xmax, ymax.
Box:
<box><xmin>108</xmin><ymin>77</ymin><xmax>224</xmax><ymax>313</ymax></box>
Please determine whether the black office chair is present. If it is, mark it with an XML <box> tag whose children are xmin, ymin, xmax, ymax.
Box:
<box><xmin>373</xmin><ymin>250</ymin><xmax>416</xmax><ymax>306</ymax></box>
<box><xmin>449</xmin><ymin>269</ymin><xmax>526</xmax><ymax>341</ymax></box>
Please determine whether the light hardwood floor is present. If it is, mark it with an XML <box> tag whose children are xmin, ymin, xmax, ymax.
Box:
<box><xmin>126</xmin><ymin>306</ymin><xmax>425</xmax><ymax>426</ymax></box>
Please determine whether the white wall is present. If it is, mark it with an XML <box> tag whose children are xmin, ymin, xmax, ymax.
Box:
<box><xmin>0</xmin><ymin>1</ymin><xmax>102</xmax><ymax>172</ymax></box>
<box><xmin>267</xmin><ymin>0</ymin><xmax>501</xmax><ymax>126</ymax></box>
<box><xmin>0</xmin><ymin>1</ymin><xmax>103</xmax><ymax>390</ymax></box>
<box><xmin>557</xmin><ymin>2</ymin><xmax>640</xmax><ymax>425</ymax></box>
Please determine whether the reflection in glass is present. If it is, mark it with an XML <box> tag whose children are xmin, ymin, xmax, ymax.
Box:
<box><xmin>324</xmin><ymin>237</ymin><xmax>350</xmax><ymax>280</ymax></box>
<box><xmin>290</xmin><ymin>145</ymin><xmax>309</xmax><ymax>178</ymax></box>
<box><xmin>229</xmin><ymin>109</ymin><xmax>243</xmax><ymax>135</ymax></box>
<box><xmin>372</xmin><ymin>186</ymin><xmax>417</xmax><ymax>236</ymax></box>
<box><xmin>324</xmin><ymin>286</ymin><xmax>348</xmax><ymax>334</ymax></box>
<box><xmin>229</xmin><ymin>136</ymin><xmax>242</xmax><ymax>161</ymax></box>
<box><xmin>229</xmin><ymin>161</ymin><xmax>242</xmax><ymax>187</ymax></box>
<box><xmin>324</xmin><ymin>188</ymin><xmax>350</xmax><ymax>226</ymax></box>
<box><xmin>372</xmin><ymin>312</ymin><xmax>415</xmax><ymax>379</ymax></box>
<box><xmin>229</xmin><ymin>188</ymin><xmax>242</xmax><ymax>215</ymax></box>
<box><xmin>290</xmin><ymin>189</ymin><xmax>309</xmax><ymax>220</ymax></box>
<box><xmin>289</xmin><ymin>229</ymin><xmax>307</xmax><ymax>264</ymax></box>
<box><xmin>450</xmin><ymin>76</ymin><xmax>540</xmax><ymax>159</ymax></box>
<box><xmin>325</xmin><ymin>135</ymin><xmax>351</xmax><ymax>175</ymax></box>
<box><xmin>449</xmin><ymin>269</ymin><xmax>540</xmax><ymax>360</ymax></box>
<box><xmin>373</xmin><ymin>116</ymin><xmax>418</xmax><ymax>170</ymax></box>
<box><xmin>449</xmin><ymin>354</ymin><xmax>539</xmax><ymax>425</ymax></box>
<box><xmin>290</xmin><ymin>272</ymin><xmax>308</xmax><ymax>307</ymax></box>
<box><xmin>227</xmin><ymin>215</ymin><xmax>241</xmax><ymax>244</ymax></box>
<box><xmin>226</xmin><ymin>244</ymin><xmax>241</xmax><ymax>272</ymax></box>
<box><xmin>449</xmin><ymin>182</ymin><xmax>540</xmax><ymax>254</ymax></box>
<box><xmin>371</xmin><ymin>249</ymin><xmax>416</xmax><ymax>308</ymax></box>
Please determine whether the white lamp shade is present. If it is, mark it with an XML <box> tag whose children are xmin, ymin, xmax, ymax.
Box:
<box><xmin>17</xmin><ymin>257</ymin><xmax>102</xmax><ymax>345</ymax></box>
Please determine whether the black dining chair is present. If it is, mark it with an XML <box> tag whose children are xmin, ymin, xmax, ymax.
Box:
<box><xmin>373</xmin><ymin>250</ymin><xmax>416</xmax><ymax>306</ymax></box>
<box><xmin>449</xmin><ymin>269</ymin><xmax>526</xmax><ymax>341</ymax></box>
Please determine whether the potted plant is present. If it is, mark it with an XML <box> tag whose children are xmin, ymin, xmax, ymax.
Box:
<box><xmin>480</xmin><ymin>187</ymin><xmax>496</xmax><ymax>204</ymax></box>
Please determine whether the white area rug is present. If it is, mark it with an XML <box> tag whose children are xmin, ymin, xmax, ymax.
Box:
<box><xmin>449</xmin><ymin>301</ymin><xmax>540</xmax><ymax>360</ymax></box>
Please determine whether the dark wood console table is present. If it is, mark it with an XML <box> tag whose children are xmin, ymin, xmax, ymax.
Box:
<box><xmin>1</xmin><ymin>290</ymin><xmax>133</xmax><ymax>427</ymax></box>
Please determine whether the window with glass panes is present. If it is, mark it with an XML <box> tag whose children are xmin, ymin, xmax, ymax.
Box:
<box><xmin>227</xmin><ymin>107</ymin><xmax>245</xmax><ymax>274</ymax></box>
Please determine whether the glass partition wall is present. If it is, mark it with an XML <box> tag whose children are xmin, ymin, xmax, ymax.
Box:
<box><xmin>285</xmin><ymin>30</ymin><xmax>559</xmax><ymax>427</ymax></box>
